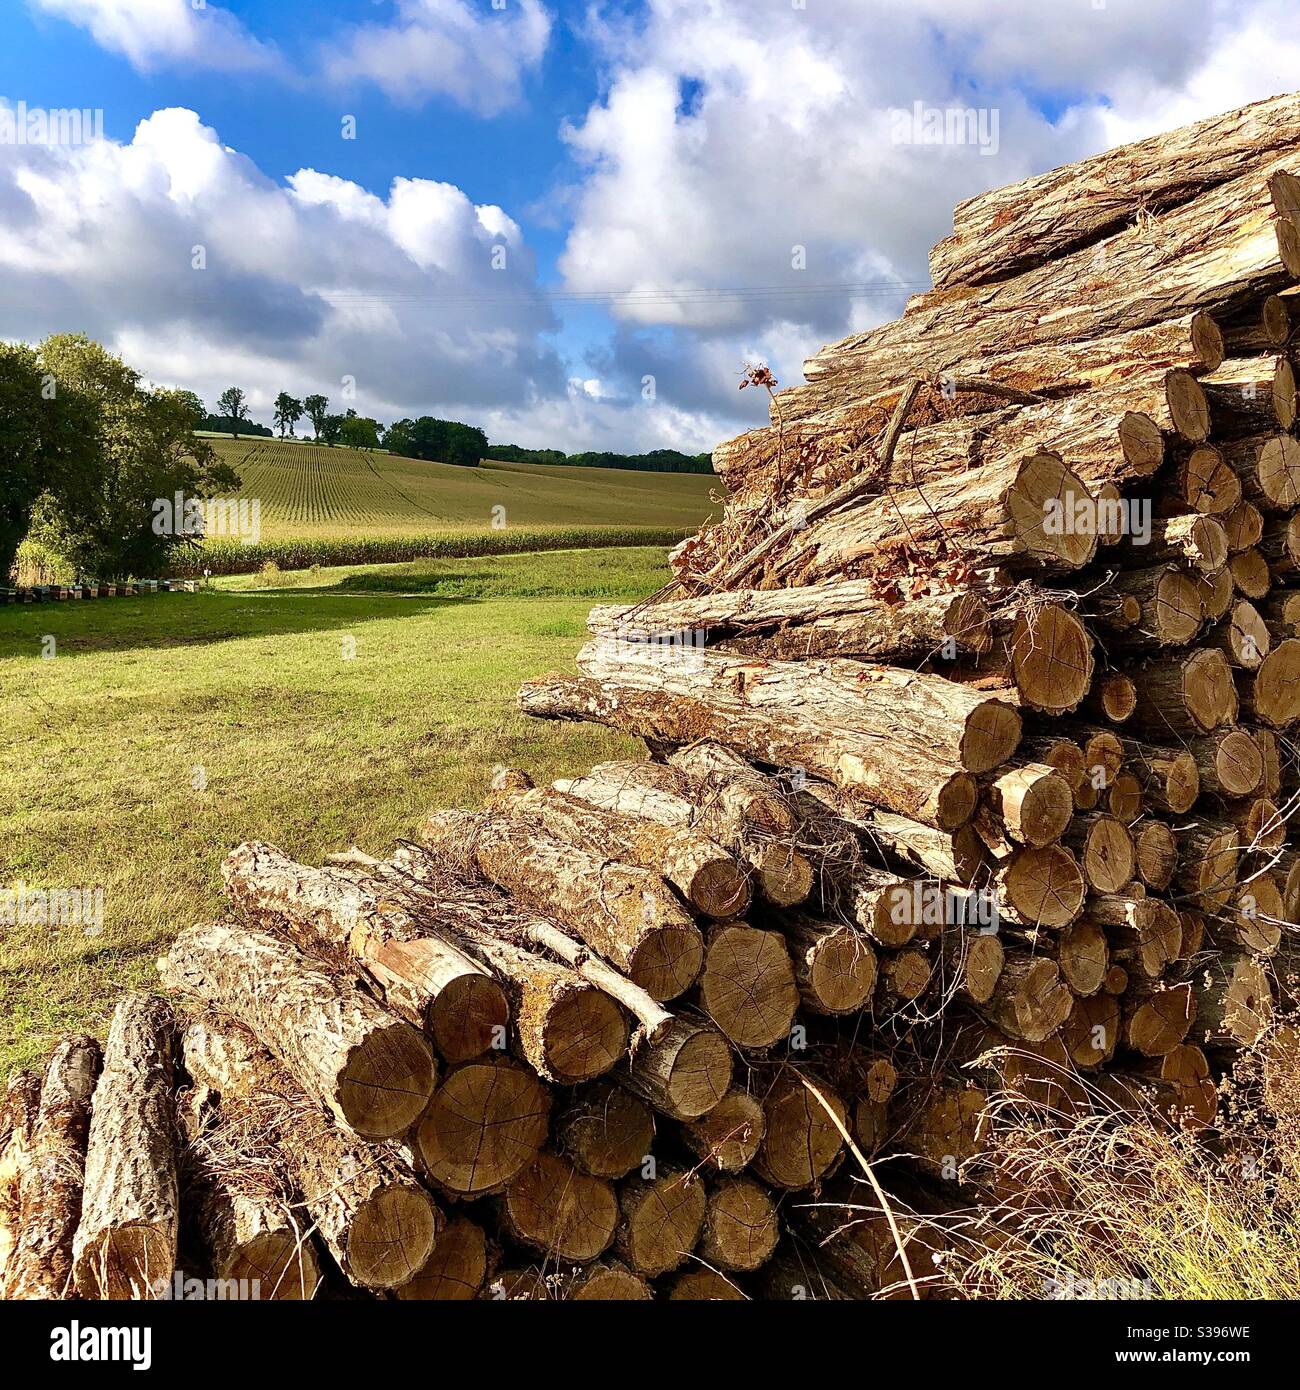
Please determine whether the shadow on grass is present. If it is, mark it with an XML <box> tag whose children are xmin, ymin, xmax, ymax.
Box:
<box><xmin>0</xmin><ymin>590</ymin><xmax>473</xmax><ymax>660</ymax></box>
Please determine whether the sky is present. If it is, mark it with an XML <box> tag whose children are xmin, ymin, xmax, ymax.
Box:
<box><xmin>0</xmin><ymin>0</ymin><xmax>1298</xmax><ymax>454</ymax></box>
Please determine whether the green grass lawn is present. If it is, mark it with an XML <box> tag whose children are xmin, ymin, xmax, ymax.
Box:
<box><xmin>0</xmin><ymin>547</ymin><xmax>668</xmax><ymax>1076</ymax></box>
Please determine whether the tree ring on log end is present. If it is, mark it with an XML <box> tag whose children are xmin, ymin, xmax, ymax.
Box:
<box><xmin>346</xmin><ymin>1185</ymin><xmax>440</xmax><ymax>1290</ymax></box>
<box><xmin>626</xmin><ymin>923</ymin><xmax>705</xmax><ymax>1002</ymax></box>
<box><xmin>960</xmin><ymin>702</ymin><xmax>1022</xmax><ymax>774</ymax></box>
<box><xmin>1009</xmin><ymin>604</ymin><xmax>1094</xmax><ymax>715</ymax></box>
<box><xmin>429</xmin><ymin>974</ymin><xmax>511</xmax><ymax>1064</ymax></box>
<box><xmin>545</xmin><ymin>989</ymin><xmax>629</xmax><ymax>1084</ymax></box>
<box><xmin>338</xmin><ymin>1023</ymin><xmax>437</xmax><ymax>1139</ymax></box>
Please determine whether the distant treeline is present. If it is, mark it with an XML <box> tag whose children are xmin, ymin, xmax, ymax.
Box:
<box><xmin>200</xmin><ymin>415</ymin><xmax>273</xmax><ymax>437</ymax></box>
<box><xmin>489</xmin><ymin>445</ymin><xmax>714</xmax><ymax>474</ymax></box>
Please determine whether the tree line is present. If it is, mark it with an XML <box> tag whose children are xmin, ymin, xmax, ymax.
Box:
<box><xmin>197</xmin><ymin>385</ymin><xmax>714</xmax><ymax>475</ymax></box>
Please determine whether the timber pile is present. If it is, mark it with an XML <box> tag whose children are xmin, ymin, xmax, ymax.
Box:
<box><xmin>3</xmin><ymin>93</ymin><xmax>1300</xmax><ymax>1303</ymax></box>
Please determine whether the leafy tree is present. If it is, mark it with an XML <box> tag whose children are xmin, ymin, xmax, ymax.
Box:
<box><xmin>319</xmin><ymin>413</ymin><xmax>344</xmax><ymax>447</ymax></box>
<box><xmin>274</xmin><ymin>392</ymin><xmax>304</xmax><ymax>438</ymax></box>
<box><xmin>217</xmin><ymin>387</ymin><xmax>248</xmax><ymax>438</ymax></box>
<box><xmin>304</xmin><ymin>393</ymin><xmax>329</xmax><ymax>440</ymax></box>
<box><xmin>173</xmin><ymin>391</ymin><xmax>205</xmax><ymax>429</ymax></box>
<box><xmin>27</xmin><ymin>335</ymin><xmax>240</xmax><ymax>580</ymax></box>
<box><xmin>385</xmin><ymin>416</ymin><xmax>486</xmax><ymax>467</ymax></box>
<box><xmin>339</xmin><ymin>414</ymin><xmax>382</xmax><ymax>449</ymax></box>
<box><xmin>0</xmin><ymin>342</ymin><xmax>98</xmax><ymax>580</ymax></box>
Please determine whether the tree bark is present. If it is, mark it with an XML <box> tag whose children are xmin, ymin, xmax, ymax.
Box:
<box><xmin>159</xmin><ymin>920</ymin><xmax>436</xmax><ymax>1140</ymax></box>
<box><xmin>222</xmin><ymin>840</ymin><xmax>509</xmax><ymax>1064</ymax></box>
<box><xmin>2</xmin><ymin>1036</ymin><xmax>100</xmax><ymax>1300</ymax></box>
<box><xmin>928</xmin><ymin>92</ymin><xmax>1300</xmax><ymax>288</ymax></box>
<box><xmin>421</xmin><ymin>807</ymin><xmax>704</xmax><ymax>1003</ymax></box>
<box><xmin>71</xmin><ymin>995</ymin><xmax>178</xmax><ymax>1300</ymax></box>
<box><xmin>182</xmin><ymin>1016</ymin><xmax>440</xmax><ymax>1291</ymax></box>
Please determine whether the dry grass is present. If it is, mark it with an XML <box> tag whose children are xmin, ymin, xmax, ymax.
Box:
<box><xmin>927</xmin><ymin>1028</ymin><xmax>1300</xmax><ymax>1300</ymax></box>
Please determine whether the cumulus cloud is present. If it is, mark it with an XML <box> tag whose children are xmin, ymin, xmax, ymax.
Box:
<box><xmin>0</xmin><ymin>108</ymin><xmax>563</xmax><ymax>429</ymax></box>
<box><xmin>558</xmin><ymin>0</ymin><xmax>1296</xmax><ymax>413</ymax></box>
<box><xmin>325</xmin><ymin>0</ymin><xmax>551</xmax><ymax>114</ymax></box>
<box><xmin>29</xmin><ymin>0</ymin><xmax>275</xmax><ymax>72</ymax></box>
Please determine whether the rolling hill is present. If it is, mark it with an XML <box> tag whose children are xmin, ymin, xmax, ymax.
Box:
<box><xmin>209</xmin><ymin>437</ymin><xmax>720</xmax><ymax>540</ymax></box>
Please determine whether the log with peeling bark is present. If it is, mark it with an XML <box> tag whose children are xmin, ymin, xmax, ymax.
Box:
<box><xmin>2</xmin><ymin>1035</ymin><xmax>100</xmax><ymax>1300</ymax></box>
<box><xmin>486</xmin><ymin>773</ymin><xmax>751</xmax><ymax>921</ymax></box>
<box><xmin>589</xmin><ymin>580</ymin><xmax>994</xmax><ymax>661</ymax></box>
<box><xmin>182</xmin><ymin>1016</ymin><xmax>440</xmax><ymax>1290</ymax></box>
<box><xmin>178</xmin><ymin>1085</ymin><xmax>321</xmax><ymax>1300</ymax></box>
<box><xmin>927</xmin><ymin>92</ymin><xmax>1300</xmax><ymax>289</ymax></box>
<box><xmin>71</xmin><ymin>995</ymin><xmax>178</xmax><ymax>1300</ymax></box>
<box><xmin>617</xmin><ymin>1017</ymin><xmax>733</xmax><ymax>1122</ymax></box>
<box><xmin>223</xmin><ymin>840</ymin><xmax>509</xmax><ymax>1063</ymax></box>
<box><xmin>159</xmin><ymin>920</ymin><xmax>436</xmax><ymax>1140</ymax></box>
<box><xmin>422</xmin><ymin>807</ymin><xmax>704</xmax><ymax>1003</ymax></box>
<box><xmin>0</xmin><ymin>1071</ymin><xmax>39</xmax><ymax>1286</ymax></box>
<box><xmin>542</xmin><ymin>640</ymin><xmax>1021</xmax><ymax>827</ymax></box>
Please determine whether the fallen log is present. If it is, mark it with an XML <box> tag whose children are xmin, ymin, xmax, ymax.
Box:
<box><xmin>158</xmin><ymin>920</ymin><xmax>436</xmax><ymax>1140</ymax></box>
<box><xmin>2</xmin><ymin>1035</ymin><xmax>100</xmax><ymax>1300</ymax></box>
<box><xmin>71</xmin><ymin>995</ymin><xmax>178</xmax><ymax>1300</ymax></box>
<box><xmin>422</xmin><ymin>808</ymin><xmax>704</xmax><ymax>1002</ymax></box>
<box><xmin>182</xmin><ymin>1016</ymin><xmax>440</xmax><ymax>1291</ymax></box>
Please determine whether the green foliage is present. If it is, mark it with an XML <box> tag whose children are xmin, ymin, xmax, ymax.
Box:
<box><xmin>319</xmin><ymin>413</ymin><xmax>344</xmax><ymax>446</ymax></box>
<box><xmin>339</xmin><ymin>413</ymin><xmax>383</xmax><ymax>449</ymax></box>
<box><xmin>304</xmin><ymin>393</ymin><xmax>329</xmax><ymax>439</ymax></box>
<box><xmin>198</xmin><ymin>415</ymin><xmax>273</xmax><ymax>437</ymax></box>
<box><xmin>273</xmin><ymin>392</ymin><xmax>304</xmax><ymax>438</ymax></box>
<box><xmin>173</xmin><ymin>525</ymin><xmax>692</xmax><ymax>576</ymax></box>
<box><xmin>24</xmin><ymin>335</ymin><xmax>241</xmax><ymax>580</ymax></box>
<box><xmin>216</xmin><ymin>386</ymin><xmax>248</xmax><ymax>437</ymax></box>
<box><xmin>0</xmin><ymin>341</ymin><xmax>98</xmax><ymax>580</ymax></box>
<box><xmin>489</xmin><ymin>443</ymin><xmax>714</xmax><ymax>474</ymax></box>
<box><xmin>386</xmin><ymin>415</ymin><xmax>488</xmax><ymax>467</ymax></box>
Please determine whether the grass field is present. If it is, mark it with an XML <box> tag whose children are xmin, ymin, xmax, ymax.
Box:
<box><xmin>208</xmin><ymin>437</ymin><xmax>720</xmax><ymax>538</ymax></box>
<box><xmin>0</xmin><ymin>546</ymin><xmax>671</xmax><ymax>1077</ymax></box>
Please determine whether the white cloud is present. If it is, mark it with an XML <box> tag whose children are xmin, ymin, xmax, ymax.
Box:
<box><xmin>325</xmin><ymin>0</ymin><xmax>551</xmax><ymax>114</ymax></box>
<box><xmin>29</xmin><ymin>0</ymin><xmax>274</xmax><ymax>72</ymax></box>
<box><xmin>558</xmin><ymin>0</ymin><xmax>1297</xmax><ymax>405</ymax></box>
<box><xmin>0</xmin><ymin>108</ymin><xmax>563</xmax><ymax>430</ymax></box>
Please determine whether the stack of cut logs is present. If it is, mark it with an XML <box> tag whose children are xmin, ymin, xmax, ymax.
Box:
<box><xmin>5</xmin><ymin>92</ymin><xmax>1300</xmax><ymax>1302</ymax></box>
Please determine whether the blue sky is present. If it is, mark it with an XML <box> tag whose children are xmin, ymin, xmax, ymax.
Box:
<box><xmin>0</xmin><ymin>0</ymin><xmax>1295</xmax><ymax>451</ymax></box>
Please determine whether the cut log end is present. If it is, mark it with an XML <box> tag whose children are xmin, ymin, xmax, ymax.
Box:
<box><xmin>543</xmin><ymin>989</ymin><xmax>629</xmax><ymax>1085</ymax></box>
<box><xmin>347</xmin><ymin>1185</ymin><xmax>441</xmax><ymax>1291</ymax></box>
<box><xmin>415</xmin><ymin>1060</ymin><xmax>551</xmax><ymax>1197</ymax></box>
<box><xmin>959</xmin><ymin>701</ymin><xmax>1023</xmax><ymax>774</ymax></box>
<box><xmin>428</xmin><ymin>975</ymin><xmax>511</xmax><ymax>1065</ymax></box>
<box><xmin>701</xmin><ymin>925</ymin><xmax>800</xmax><ymax>1049</ymax></box>
<box><xmin>338</xmin><ymin>1023</ymin><xmax>438</xmax><ymax>1140</ymax></box>
<box><xmin>627</xmin><ymin>924</ymin><xmax>706</xmax><ymax>1003</ymax></box>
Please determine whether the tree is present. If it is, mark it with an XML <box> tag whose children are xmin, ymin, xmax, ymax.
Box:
<box><xmin>217</xmin><ymin>387</ymin><xmax>248</xmax><ymax>438</ymax></box>
<box><xmin>274</xmin><ymin>392</ymin><xmax>304</xmax><ymax>438</ymax></box>
<box><xmin>319</xmin><ymin>413</ymin><xmax>344</xmax><ymax>447</ymax></box>
<box><xmin>304</xmin><ymin>394</ymin><xmax>329</xmax><ymax>440</ymax></box>
<box><xmin>26</xmin><ymin>335</ymin><xmax>240</xmax><ymax>580</ymax></box>
<box><xmin>339</xmin><ymin>414</ymin><xmax>382</xmax><ymax>449</ymax></box>
<box><xmin>0</xmin><ymin>342</ymin><xmax>98</xmax><ymax>581</ymax></box>
<box><xmin>174</xmin><ymin>391</ymin><xmax>205</xmax><ymax>429</ymax></box>
<box><xmin>384</xmin><ymin>416</ymin><xmax>486</xmax><ymax>467</ymax></box>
